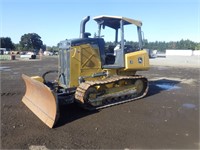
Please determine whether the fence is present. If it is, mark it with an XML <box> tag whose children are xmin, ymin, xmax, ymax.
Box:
<box><xmin>166</xmin><ymin>50</ymin><xmax>200</xmax><ymax>56</ymax></box>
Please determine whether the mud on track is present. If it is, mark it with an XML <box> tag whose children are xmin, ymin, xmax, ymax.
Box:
<box><xmin>1</xmin><ymin>57</ymin><xmax>199</xmax><ymax>149</ymax></box>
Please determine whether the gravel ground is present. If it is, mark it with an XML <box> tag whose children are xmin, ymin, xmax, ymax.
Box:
<box><xmin>1</xmin><ymin>56</ymin><xmax>199</xmax><ymax>149</ymax></box>
<box><xmin>150</xmin><ymin>56</ymin><xmax>200</xmax><ymax>68</ymax></box>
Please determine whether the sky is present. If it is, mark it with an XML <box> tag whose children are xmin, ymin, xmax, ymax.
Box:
<box><xmin>1</xmin><ymin>0</ymin><xmax>200</xmax><ymax>46</ymax></box>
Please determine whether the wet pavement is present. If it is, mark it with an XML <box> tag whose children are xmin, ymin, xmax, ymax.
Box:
<box><xmin>1</xmin><ymin>57</ymin><xmax>199</xmax><ymax>149</ymax></box>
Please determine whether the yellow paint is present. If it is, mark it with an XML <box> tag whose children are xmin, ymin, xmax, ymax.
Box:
<box><xmin>68</xmin><ymin>44</ymin><xmax>149</xmax><ymax>87</ymax></box>
<box><xmin>69</xmin><ymin>44</ymin><xmax>103</xmax><ymax>87</ymax></box>
<box><xmin>124</xmin><ymin>50</ymin><xmax>149</xmax><ymax>70</ymax></box>
<box><xmin>31</xmin><ymin>76</ymin><xmax>44</xmax><ymax>83</ymax></box>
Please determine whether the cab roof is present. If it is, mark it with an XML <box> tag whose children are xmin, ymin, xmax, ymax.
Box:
<box><xmin>93</xmin><ymin>15</ymin><xmax>142</xmax><ymax>29</ymax></box>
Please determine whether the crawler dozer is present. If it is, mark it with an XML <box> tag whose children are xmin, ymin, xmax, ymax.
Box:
<box><xmin>22</xmin><ymin>15</ymin><xmax>150</xmax><ymax>128</ymax></box>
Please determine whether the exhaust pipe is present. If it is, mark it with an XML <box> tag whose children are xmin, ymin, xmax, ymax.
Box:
<box><xmin>80</xmin><ymin>16</ymin><xmax>90</xmax><ymax>38</ymax></box>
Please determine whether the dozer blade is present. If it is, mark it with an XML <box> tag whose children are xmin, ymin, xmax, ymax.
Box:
<box><xmin>22</xmin><ymin>74</ymin><xmax>59</xmax><ymax>128</ymax></box>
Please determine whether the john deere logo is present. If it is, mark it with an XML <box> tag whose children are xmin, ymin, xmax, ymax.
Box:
<box><xmin>138</xmin><ymin>57</ymin><xmax>143</xmax><ymax>64</ymax></box>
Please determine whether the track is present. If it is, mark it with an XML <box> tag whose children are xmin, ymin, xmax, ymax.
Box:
<box><xmin>75</xmin><ymin>75</ymin><xmax>148</xmax><ymax>110</ymax></box>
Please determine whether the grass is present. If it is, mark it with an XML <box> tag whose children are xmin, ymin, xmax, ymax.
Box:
<box><xmin>0</xmin><ymin>55</ymin><xmax>11</xmax><ymax>61</ymax></box>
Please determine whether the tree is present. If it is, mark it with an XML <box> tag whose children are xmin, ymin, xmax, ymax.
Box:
<box><xmin>144</xmin><ymin>39</ymin><xmax>199</xmax><ymax>52</ymax></box>
<box><xmin>20</xmin><ymin>33</ymin><xmax>43</xmax><ymax>52</ymax></box>
<box><xmin>14</xmin><ymin>43</ymin><xmax>23</xmax><ymax>51</ymax></box>
<box><xmin>195</xmin><ymin>43</ymin><xmax>200</xmax><ymax>50</ymax></box>
<box><xmin>0</xmin><ymin>37</ymin><xmax>15</xmax><ymax>50</ymax></box>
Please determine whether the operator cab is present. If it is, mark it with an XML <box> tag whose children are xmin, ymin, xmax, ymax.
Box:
<box><xmin>93</xmin><ymin>15</ymin><xmax>143</xmax><ymax>69</ymax></box>
<box><xmin>59</xmin><ymin>16</ymin><xmax>144</xmax><ymax>70</ymax></box>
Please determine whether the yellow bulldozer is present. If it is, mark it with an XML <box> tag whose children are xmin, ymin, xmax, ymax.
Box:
<box><xmin>22</xmin><ymin>15</ymin><xmax>150</xmax><ymax>128</ymax></box>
